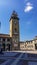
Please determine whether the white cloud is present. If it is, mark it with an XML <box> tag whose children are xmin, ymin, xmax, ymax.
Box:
<box><xmin>24</xmin><ymin>6</ymin><xmax>33</xmax><ymax>12</ymax></box>
<box><xmin>24</xmin><ymin>2</ymin><xmax>33</xmax><ymax>12</ymax></box>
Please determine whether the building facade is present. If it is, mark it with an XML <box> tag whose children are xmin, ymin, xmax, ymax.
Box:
<box><xmin>0</xmin><ymin>11</ymin><xmax>37</xmax><ymax>51</ymax></box>
<box><xmin>0</xmin><ymin>34</ymin><xmax>12</xmax><ymax>51</ymax></box>
<box><xmin>20</xmin><ymin>36</ymin><xmax>37</xmax><ymax>51</ymax></box>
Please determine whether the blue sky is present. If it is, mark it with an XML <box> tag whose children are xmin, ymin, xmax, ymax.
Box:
<box><xmin>0</xmin><ymin>0</ymin><xmax>37</xmax><ymax>41</ymax></box>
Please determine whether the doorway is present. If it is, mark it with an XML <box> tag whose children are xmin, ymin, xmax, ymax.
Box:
<box><xmin>2</xmin><ymin>43</ymin><xmax>5</xmax><ymax>51</ymax></box>
<box><xmin>6</xmin><ymin>44</ymin><xmax>10</xmax><ymax>51</ymax></box>
<box><xmin>35</xmin><ymin>44</ymin><xmax>37</xmax><ymax>50</ymax></box>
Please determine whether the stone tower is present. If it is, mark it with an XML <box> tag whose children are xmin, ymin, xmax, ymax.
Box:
<box><xmin>10</xmin><ymin>11</ymin><xmax>20</xmax><ymax>50</ymax></box>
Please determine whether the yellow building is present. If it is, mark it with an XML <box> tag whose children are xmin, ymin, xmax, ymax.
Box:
<box><xmin>0</xmin><ymin>11</ymin><xmax>37</xmax><ymax>51</ymax></box>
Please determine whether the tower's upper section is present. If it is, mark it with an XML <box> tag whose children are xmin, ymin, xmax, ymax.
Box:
<box><xmin>10</xmin><ymin>11</ymin><xmax>19</xmax><ymax>21</ymax></box>
<box><xmin>10</xmin><ymin>11</ymin><xmax>19</xmax><ymax>38</ymax></box>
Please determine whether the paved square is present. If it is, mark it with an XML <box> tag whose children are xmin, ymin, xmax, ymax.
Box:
<box><xmin>0</xmin><ymin>52</ymin><xmax>37</xmax><ymax>65</ymax></box>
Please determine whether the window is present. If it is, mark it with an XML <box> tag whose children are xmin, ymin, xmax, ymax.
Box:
<box><xmin>14</xmin><ymin>28</ymin><xmax>17</xmax><ymax>33</ymax></box>
<box><xmin>3</xmin><ymin>38</ymin><xmax>5</xmax><ymax>41</ymax></box>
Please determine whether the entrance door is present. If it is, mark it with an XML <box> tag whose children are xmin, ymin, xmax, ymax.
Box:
<box><xmin>8</xmin><ymin>44</ymin><xmax>10</xmax><ymax>51</ymax></box>
<box><xmin>2</xmin><ymin>43</ymin><xmax>5</xmax><ymax>51</ymax></box>
<box><xmin>0</xmin><ymin>44</ymin><xmax>2</xmax><ymax>51</ymax></box>
<box><xmin>35</xmin><ymin>44</ymin><xmax>37</xmax><ymax>50</ymax></box>
<box><xmin>6</xmin><ymin>44</ymin><xmax>10</xmax><ymax>51</ymax></box>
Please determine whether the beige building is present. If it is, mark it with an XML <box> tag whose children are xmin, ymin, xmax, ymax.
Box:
<box><xmin>20</xmin><ymin>36</ymin><xmax>37</xmax><ymax>51</ymax></box>
<box><xmin>0</xmin><ymin>11</ymin><xmax>37</xmax><ymax>51</ymax></box>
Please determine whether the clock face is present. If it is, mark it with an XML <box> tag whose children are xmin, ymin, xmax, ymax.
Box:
<box><xmin>14</xmin><ymin>21</ymin><xmax>16</xmax><ymax>24</ymax></box>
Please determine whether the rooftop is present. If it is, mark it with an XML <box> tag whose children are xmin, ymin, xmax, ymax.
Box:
<box><xmin>0</xmin><ymin>34</ymin><xmax>10</xmax><ymax>38</ymax></box>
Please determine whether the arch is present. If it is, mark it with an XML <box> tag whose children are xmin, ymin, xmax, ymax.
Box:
<box><xmin>6</xmin><ymin>44</ymin><xmax>11</xmax><ymax>51</ymax></box>
<box><xmin>35</xmin><ymin>44</ymin><xmax>37</xmax><ymax>50</ymax></box>
<box><xmin>2</xmin><ymin>43</ymin><xmax>5</xmax><ymax>51</ymax></box>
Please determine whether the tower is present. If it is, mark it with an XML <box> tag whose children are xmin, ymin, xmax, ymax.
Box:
<box><xmin>10</xmin><ymin>11</ymin><xmax>20</xmax><ymax>50</ymax></box>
